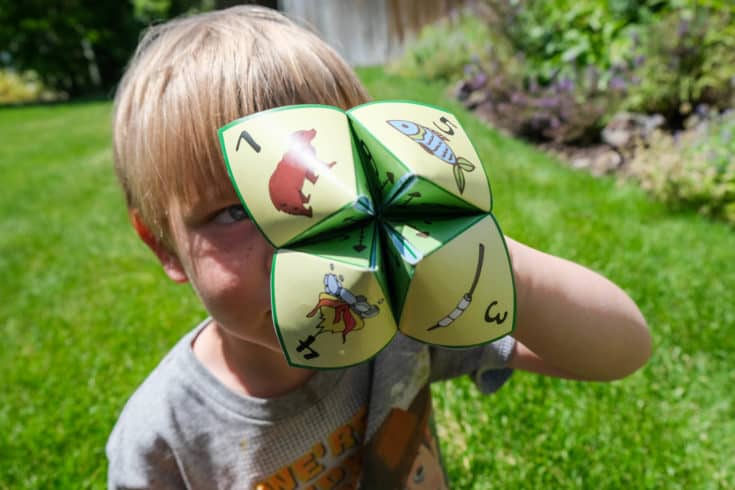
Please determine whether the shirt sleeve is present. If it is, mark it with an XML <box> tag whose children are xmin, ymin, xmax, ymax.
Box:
<box><xmin>428</xmin><ymin>335</ymin><xmax>516</xmax><ymax>394</ymax></box>
<box><xmin>106</xmin><ymin>415</ymin><xmax>187</xmax><ymax>490</ymax></box>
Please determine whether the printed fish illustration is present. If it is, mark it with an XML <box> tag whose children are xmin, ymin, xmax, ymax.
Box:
<box><xmin>388</xmin><ymin>119</ymin><xmax>475</xmax><ymax>194</ymax></box>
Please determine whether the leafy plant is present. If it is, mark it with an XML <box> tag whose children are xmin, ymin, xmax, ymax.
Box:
<box><xmin>387</xmin><ymin>11</ymin><xmax>494</xmax><ymax>82</ymax></box>
<box><xmin>442</xmin><ymin>0</ymin><xmax>662</xmax><ymax>144</ymax></box>
<box><xmin>628</xmin><ymin>111</ymin><xmax>735</xmax><ymax>223</ymax></box>
<box><xmin>459</xmin><ymin>61</ymin><xmax>628</xmax><ymax>144</ymax></box>
<box><xmin>624</xmin><ymin>5</ymin><xmax>735</xmax><ymax>122</ymax></box>
<box><xmin>483</xmin><ymin>0</ymin><xmax>664</xmax><ymax>88</ymax></box>
<box><xmin>447</xmin><ymin>0</ymin><xmax>648</xmax><ymax>144</ymax></box>
<box><xmin>0</xmin><ymin>0</ymin><xmax>220</xmax><ymax>98</ymax></box>
<box><xmin>0</xmin><ymin>0</ymin><xmax>142</xmax><ymax>97</ymax></box>
<box><xmin>449</xmin><ymin>0</ymin><xmax>735</xmax><ymax>144</ymax></box>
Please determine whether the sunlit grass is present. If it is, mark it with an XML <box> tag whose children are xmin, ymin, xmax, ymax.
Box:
<box><xmin>0</xmin><ymin>69</ymin><xmax>733</xmax><ymax>488</ymax></box>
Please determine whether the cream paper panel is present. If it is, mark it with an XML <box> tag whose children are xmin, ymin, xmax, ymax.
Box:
<box><xmin>399</xmin><ymin>215</ymin><xmax>514</xmax><ymax>346</ymax></box>
<box><xmin>348</xmin><ymin>102</ymin><xmax>491</xmax><ymax>211</ymax></box>
<box><xmin>220</xmin><ymin>107</ymin><xmax>358</xmax><ymax>247</ymax></box>
<box><xmin>272</xmin><ymin>250</ymin><xmax>397</xmax><ymax>368</ymax></box>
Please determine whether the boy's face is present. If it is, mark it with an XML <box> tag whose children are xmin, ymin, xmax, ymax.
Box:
<box><xmin>157</xmin><ymin>189</ymin><xmax>278</xmax><ymax>351</ymax></box>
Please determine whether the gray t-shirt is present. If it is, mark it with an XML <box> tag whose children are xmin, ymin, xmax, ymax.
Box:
<box><xmin>106</xmin><ymin>320</ymin><xmax>515</xmax><ymax>489</ymax></box>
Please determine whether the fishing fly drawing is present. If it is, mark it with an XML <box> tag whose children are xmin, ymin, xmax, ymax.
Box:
<box><xmin>296</xmin><ymin>269</ymin><xmax>381</xmax><ymax>360</ymax></box>
<box><xmin>427</xmin><ymin>243</ymin><xmax>485</xmax><ymax>331</ymax></box>
<box><xmin>387</xmin><ymin>119</ymin><xmax>476</xmax><ymax>194</ymax></box>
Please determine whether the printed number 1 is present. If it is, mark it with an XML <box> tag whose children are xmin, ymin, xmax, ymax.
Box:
<box><xmin>236</xmin><ymin>130</ymin><xmax>261</xmax><ymax>153</ymax></box>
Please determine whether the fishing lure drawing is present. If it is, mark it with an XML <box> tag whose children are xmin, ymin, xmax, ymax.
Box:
<box><xmin>427</xmin><ymin>243</ymin><xmax>485</xmax><ymax>331</ymax></box>
<box><xmin>296</xmin><ymin>270</ymin><xmax>381</xmax><ymax>360</ymax></box>
<box><xmin>388</xmin><ymin>119</ymin><xmax>476</xmax><ymax>194</ymax></box>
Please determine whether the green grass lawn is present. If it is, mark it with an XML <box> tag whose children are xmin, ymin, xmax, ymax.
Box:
<box><xmin>1</xmin><ymin>69</ymin><xmax>734</xmax><ymax>489</ymax></box>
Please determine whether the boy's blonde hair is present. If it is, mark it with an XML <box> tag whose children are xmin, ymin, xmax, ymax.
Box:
<box><xmin>113</xmin><ymin>5</ymin><xmax>370</xmax><ymax>248</ymax></box>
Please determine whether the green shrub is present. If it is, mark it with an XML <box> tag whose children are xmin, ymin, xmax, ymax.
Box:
<box><xmin>387</xmin><ymin>11</ymin><xmax>493</xmax><ymax>82</ymax></box>
<box><xmin>452</xmin><ymin>0</ymin><xmax>642</xmax><ymax>144</ymax></box>
<box><xmin>490</xmin><ymin>0</ymin><xmax>650</xmax><ymax>87</ymax></box>
<box><xmin>625</xmin><ymin>5</ymin><xmax>735</xmax><ymax>120</ymax></box>
<box><xmin>458</xmin><ymin>62</ymin><xmax>627</xmax><ymax>144</ymax></box>
<box><xmin>628</xmin><ymin>112</ymin><xmax>735</xmax><ymax>223</ymax></box>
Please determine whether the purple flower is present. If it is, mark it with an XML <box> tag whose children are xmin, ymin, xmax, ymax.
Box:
<box><xmin>468</xmin><ymin>73</ymin><xmax>488</xmax><ymax>91</ymax></box>
<box><xmin>557</xmin><ymin>78</ymin><xmax>575</xmax><ymax>92</ymax></box>
<box><xmin>511</xmin><ymin>92</ymin><xmax>527</xmax><ymax>104</ymax></box>
<box><xmin>537</xmin><ymin>95</ymin><xmax>561</xmax><ymax>108</ymax></box>
<box><xmin>528</xmin><ymin>77</ymin><xmax>540</xmax><ymax>93</ymax></box>
<box><xmin>609</xmin><ymin>76</ymin><xmax>627</xmax><ymax>91</ymax></box>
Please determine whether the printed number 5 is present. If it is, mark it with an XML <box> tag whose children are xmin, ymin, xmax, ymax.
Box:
<box><xmin>433</xmin><ymin>116</ymin><xmax>457</xmax><ymax>136</ymax></box>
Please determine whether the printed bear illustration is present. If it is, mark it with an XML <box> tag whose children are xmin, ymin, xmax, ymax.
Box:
<box><xmin>268</xmin><ymin>128</ymin><xmax>336</xmax><ymax>217</ymax></box>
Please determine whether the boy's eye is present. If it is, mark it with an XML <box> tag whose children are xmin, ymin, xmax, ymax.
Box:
<box><xmin>212</xmin><ymin>205</ymin><xmax>249</xmax><ymax>224</ymax></box>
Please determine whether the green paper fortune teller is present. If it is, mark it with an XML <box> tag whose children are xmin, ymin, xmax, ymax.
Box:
<box><xmin>218</xmin><ymin>101</ymin><xmax>516</xmax><ymax>369</ymax></box>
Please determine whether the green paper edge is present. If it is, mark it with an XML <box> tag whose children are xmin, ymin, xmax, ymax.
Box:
<box><xmin>218</xmin><ymin>104</ymin><xmax>358</xmax><ymax>249</ymax></box>
<box><xmin>218</xmin><ymin>103</ymin><xmax>349</xmax><ymax>134</ymax></box>
<box><xmin>379</xmin><ymin>222</ymin><xmax>417</xmax><ymax>319</ymax></box>
<box><xmin>384</xmin><ymin>173</ymin><xmax>479</xmax><ymax>216</ymax></box>
<box><xmin>269</xmin><ymin>249</ymin><xmax>398</xmax><ymax>370</ymax></box>
<box><xmin>349</xmin><ymin>124</ymin><xmax>380</xmax><ymax>200</ymax></box>
<box><xmin>387</xmin><ymin>214</ymin><xmax>484</xmax><ymax>324</ymax></box>
<box><xmin>222</xmin><ymin>101</ymin><xmax>508</xmax><ymax>368</ymax></box>
<box><xmin>398</xmin><ymin>212</ymin><xmax>517</xmax><ymax>347</ymax></box>
<box><xmin>347</xmin><ymin>99</ymin><xmax>494</xmax><ymax>212</ymax></box>
<box><xmin>218</xmin><ymin>128</ymin><xmax>277</xmax><ymax>249</ymax></box>
<box><xmin>384</xmin><ymin>213</ymin><xmax>484</xmax><ymax>267</ymax></box>
<box><xmin>293</xmin><ymin>221</ymin><xmax>377</xmax><ymax>269</ymax></box>
<box><xmin>348</xmin><ymin>115</ymin><xmax>413</xmax><ymax>207</ymax></box>
<box><xmin>348</xmin><ymin>116</ymin><xmax>479</xmax><ymax>212</ymax></box>
<box><xmin>287</xmin><ymin>199</ymin><xmax>372</xmax><ymax>248</ymax></box>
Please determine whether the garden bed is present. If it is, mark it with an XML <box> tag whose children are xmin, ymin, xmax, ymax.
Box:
<box><xmin>392</xmin><ymin>0</ymin><xmax>735</xmax><ymax>225</ymax></box>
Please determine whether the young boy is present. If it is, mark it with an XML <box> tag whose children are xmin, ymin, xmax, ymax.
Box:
<box><xmin>107</xmin><ymin>6</ymin><xmax>651</xmax><ymax>489</ymax></box>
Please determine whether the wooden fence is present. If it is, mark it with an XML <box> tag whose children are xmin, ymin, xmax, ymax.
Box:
<box><xmin>279</xmin><ymin>0</ymin><xmax>467</xmax><ymax>66</ymax></box>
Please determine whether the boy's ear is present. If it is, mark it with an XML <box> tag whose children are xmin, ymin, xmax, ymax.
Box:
<box><xmin>129</xmin><ymin>210</ymin><xmax>189</xmax><ymax>284</ymax></box>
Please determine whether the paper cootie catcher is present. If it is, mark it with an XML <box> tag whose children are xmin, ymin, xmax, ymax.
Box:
<box><xmin>218</xmin><ymin>101</ymin><xmax>516</xmax><ymax>369</ymax></box>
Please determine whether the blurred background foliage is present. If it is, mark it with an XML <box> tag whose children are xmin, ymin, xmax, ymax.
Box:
<box><xmin>629</xmin><ymin>110</ymin><xmax>735</xmax><ymax>224</ymax></box>
<box><xmin>1</xmin><ymin>2</ymin><xmax>734</xmax><ymax>487</ymax></box>
<box><xmin>0</xmin><ymin>69</ymin><xmax>62</xmax><ymax>104</ymax></box>
<box><xmin>0</xmin><ymin>0</ymin><xmax>732</xmax><ymax>226</ymax></box>
<box><xmin>0</xmin><ymin>0</ymin><xmax>731</xmax><ymax>243</ymax></box>
<box><xmin>393</xmin><ymin>0</ymin><xmax>735</xmax><ymax>131</ymax></box>
<box><xmin>0</xmin><ymin>0</ymin><xmax>246</xmax><ymax>99</ymax></box>
<box><xmin>392</xmin><ymin>0</ymin><xmax>735</xmax><ymax>224</ymax></box>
